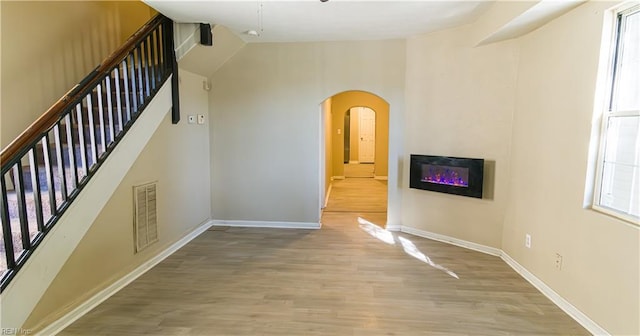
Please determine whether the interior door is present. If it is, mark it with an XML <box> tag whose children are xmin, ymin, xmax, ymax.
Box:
<box><xmin>358</xmin><ymin>107</ymin><xmax>376</xmax><ymax>163</ymax></box>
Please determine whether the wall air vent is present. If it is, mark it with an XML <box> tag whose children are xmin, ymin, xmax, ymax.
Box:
<box><xmin>134</xmin><ymin>182</ymin><xmax>158</xmax><ymax>253</ymax></box>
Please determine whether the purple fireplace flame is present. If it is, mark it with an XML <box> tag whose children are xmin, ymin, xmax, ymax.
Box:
<box><xmin>421</xmin><ymin>164</ymin><xmax>469</xmax><ymax>187</ymax></box>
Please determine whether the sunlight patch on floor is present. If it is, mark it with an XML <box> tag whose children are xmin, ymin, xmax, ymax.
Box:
<box><xmin>397</xmin><ymin>236</ymin><xmax>459</xmax><ymax>279</ymax></box>
<box><xmin>358</xmin><ymin>217</ymin><xmax>395</xmax><ymax>245</ymax></box>
<box><xmin>358</xmin><ymin>217</ymin><xmax>459</xmax><ymax>279</ymax></box>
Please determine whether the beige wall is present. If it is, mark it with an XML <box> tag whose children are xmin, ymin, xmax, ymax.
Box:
<box><xmin>5</xmin><ymin>2</ymin><xmax>637</xmax><ymax>334</ymax></box>
<box><xmin>0</xmin><ymin>2</ymin><xmax>2</xmax><ymax>151</ymax></box>
<box><xmin>23</xmin><ymin>69</ymin><xmax>211</xmax><ymax>331</ymax></box>
<box><xmin>179</xmin><ymin>25</ymin><xmax>246</xmax><ymax>77</ymax></box>
<box><xmin>503</xmin><ymin>1</ymin><xmax>638</xmax><ymax>334</ymax></box>
<box><xmin>402</xmin><ymin>23</ymin><xmax>519</xmax><ymax>248</ymax></box>
<box><xmin>0</xmin><ymin>1</ymin><xmax>152</xmax><ymax>148</ymax></box>
<box><xmin>209</xmin><ymin>41</ymin><xmax>406</xmax><ymax>226</ymax></box>
<box><xmin>401</xmin><ymin>5</ymin><xmax>640</xmax><ymax>333</ymax></box>
<box><xmin>330</xmin><ymin>91</ymin><xmax>390</xmax><ymax>178</ymax></box>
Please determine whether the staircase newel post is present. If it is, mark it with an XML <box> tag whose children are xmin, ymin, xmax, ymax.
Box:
<box><xmin>164</xmin><ymin>17</ymin><xmax>180</xmax><ymax>124</ymax></box>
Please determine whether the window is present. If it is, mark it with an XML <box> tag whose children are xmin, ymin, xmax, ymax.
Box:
<box><xmin>594</xmin><ymin>4</ymin><xmax>640</xmax><ymax>224</ymax></box>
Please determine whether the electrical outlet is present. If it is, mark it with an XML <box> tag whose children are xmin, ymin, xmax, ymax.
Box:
<box><xmin>555</xmin><ymin>253</ymin><xmax>563</xmax><ymax>270</ymax></box>
<box><xmin>197</xmin><ymin>114</ymin><xmax>205</xmax><ymax>124</ymax></box>
<box><xmin>187</xmin><ymin>115</ymin><xmax>195</xmax><ymax>124</ymax></box>
<box><xmin>525</xmin><ymin>234</ymin><xmax>531</xmax><ymax>248</ymax></box>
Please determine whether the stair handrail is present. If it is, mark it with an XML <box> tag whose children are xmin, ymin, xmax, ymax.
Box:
<box><xmin>0</xmin><ymin>13</ymin><xmax>178</xmax><ymax>291</ymax></box>
<box><xmin>0</xmin><ymin>14</ymin><xmax>168</xmax><ymax>166</ymax></box>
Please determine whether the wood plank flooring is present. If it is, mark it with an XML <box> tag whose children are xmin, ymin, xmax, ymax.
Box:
<box><xmin>60</xmin><ymin>178</ymin><xmax>588</xmax><ymax>335</ymax></box>
<box><xmin>324</xmin><ymin>178</ymin><xmax>387</xmax><ymax>213</ymax></box>
<box><xmin>344</xmin><ymin>163</ymin><xmax>374</xmax><ymax>178</ymax></box>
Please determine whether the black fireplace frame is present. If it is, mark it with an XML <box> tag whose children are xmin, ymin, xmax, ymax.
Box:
<box><xmin>409</xmin><ymin>154</ymin><xmax>484</xmax><ymax>199</ymax></box>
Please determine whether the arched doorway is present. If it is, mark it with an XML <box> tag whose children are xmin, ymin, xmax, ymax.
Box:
<box><xmin>319</xmin><ymin>90</ymin><xmax>389</xmax><ymax>228</ymax></box>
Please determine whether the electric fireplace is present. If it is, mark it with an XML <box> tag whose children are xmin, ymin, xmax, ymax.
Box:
<box><xmin>410</xmin><ymin>155</ymin><xmax>484</xmax><ymax>198</ymax></box>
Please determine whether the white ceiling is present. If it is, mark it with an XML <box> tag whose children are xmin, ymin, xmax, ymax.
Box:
<box><xmin>144</xmin><ymin>0</ymin><xmax>494</xmax><ymax>43</ymax></box>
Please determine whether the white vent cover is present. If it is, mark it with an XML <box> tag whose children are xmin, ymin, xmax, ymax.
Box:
<box><xmin>134</xmin><ymin>182</ymin><xmax>158</xmax><ymax>253</ymax></box>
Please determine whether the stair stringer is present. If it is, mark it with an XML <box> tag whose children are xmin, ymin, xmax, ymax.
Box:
<box><xmin>0</xmin><ymin>79</ymin><xmax>173</xmax><ymax>330</ymax></box>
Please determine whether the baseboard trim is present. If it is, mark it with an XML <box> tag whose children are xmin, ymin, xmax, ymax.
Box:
<box><xmin>38</xmin><ymin>219</ymin><xmax>608</xmax><ymax>336</ymax></box>
<box><xmin>374</xmin><ymin>176</ymin><xmax>388</xmax><ymax>181</ymax></box>
<box><xmin>323</xmin><ymin>184</ymin><xmax>332</xmax><ymax>209</ymax></box>
<box><xmin>401</xmin><ymin>226</ymin><xmax>501</xmax><ymax>256</ymax></box>
<box><xmin>37</xmin><ymin>220</ymin><xmax>213</xmax><ymax>336</ymax></box>
<box><xmin>212</xmin><ymin>219</ymin><xmax>321</xmax><ymax>230</ymax></box>
<box><xmin>500</xmin><ymin>253</ymin><xmax>609</xmax><ymax>335</ymax></box>
<box><xmin>2</xmin><ymin>81</ymin><xmax>174</xmax><ymax>331</ymax></box>
<box><xmin>400</xmin><ymin>225</ymin><xmax>610</xmax><ymax>336</ymax></box>
<box><xmin>332</xmin><ymin>176</ymin><xmax>345</xmax><ymax>180</ymax></box>
<box><xmin>385</xmin><ymin>224</ymin><xmax>401</xmax><ymax>231</ymax></box>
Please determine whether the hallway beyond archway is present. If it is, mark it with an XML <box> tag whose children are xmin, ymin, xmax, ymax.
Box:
<box><xmin>320</xmin><ymin>90</ymin><xmax>389</xmax><ymax>226</ymax></box>
<box><xmin>323</xmin><ymin>178</ymin><xmax>387</xmax><ymax>214</ymax></box>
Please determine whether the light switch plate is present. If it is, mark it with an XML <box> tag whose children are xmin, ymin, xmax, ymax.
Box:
<box><xmin>197</xmin><ymin>114</ymin><xmax>205</xmax><ymax>124</ymax></box>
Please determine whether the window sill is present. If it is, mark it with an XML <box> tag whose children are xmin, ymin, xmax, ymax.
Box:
<box><xmin>591</xmin><ymin>205</ymin><xmax>640</xmax><ymax>227</ymax></box>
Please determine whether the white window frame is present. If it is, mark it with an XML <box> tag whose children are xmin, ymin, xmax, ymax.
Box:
<box><xmin>592</xmin><ymin>3</ymin><xmax>640</xmax><ymax>225</ymax></box>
